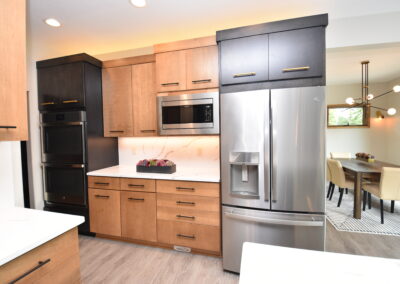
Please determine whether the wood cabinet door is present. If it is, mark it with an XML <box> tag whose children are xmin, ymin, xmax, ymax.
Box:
<box><xmin>155</xmin><ymin>50</ymin><xmax>186</xmax><ymax>92</ymax></box>
<box><xmin>102</xmin><ymin>66</ymin><xmax>134</xmax><ymax>137</ymax></box>
<box><xmin>220</xmin><ymin>34</ymin><xmax>269</xmax><ymax>85</ymax></box>
<box><xmin>0</xmin><ymin>0</ymin><xmax>28</xmax><ymax>141</ymax></box>
<box><xmin>186</xmin><ymin>46</ymin><xmax>219</xmax><ymax>90</ymax></box>
<box><xmin>132</xmin><ymin>63</ymin><xmax>157</xmax><ymax>136</ymax></box>
<box><xmin>269</xmin><ymin>27</ymin><xmax>324</xmax><ymax>80</ymax></box>
<box><xmin>89</xmin><ymin>188</ymin><xmax>121</xmax><ymax>236</ymax></box>
<box><xmin>121</xmin><ymin>191</ymin><xmax>157</xmax><ymax>242</ymax></box>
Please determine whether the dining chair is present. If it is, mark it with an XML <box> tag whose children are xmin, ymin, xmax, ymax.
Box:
<box><xmin>362</xmin><ymin>167</ymin><xmax>400</xmax><ymax>224</ymax></box>
<box><xmin>327</xmin><ymin>159</ymin><xmax>354</xmax><ymax>207</ymax></box>
<box><xmin>326</xmin><ymin>160</ymin><xmax>334</xmax><ymax>198</ymax></box>
<box><xmin>330</xmin><ymin>152</ymin><xmax>352</xmax><ymax>159</ymax></box>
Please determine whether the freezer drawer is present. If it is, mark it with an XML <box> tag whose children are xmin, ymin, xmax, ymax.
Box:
<box><xmin>222</xmin><ymin>206</ymin><xmax>325</xmax><ymax>273</ymax></box>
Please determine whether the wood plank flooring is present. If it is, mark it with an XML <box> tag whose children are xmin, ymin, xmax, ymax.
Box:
<box><xmin>79</xmin><ymin>220</ymin><xmax>400</xmax><ymax>283</ymax></box>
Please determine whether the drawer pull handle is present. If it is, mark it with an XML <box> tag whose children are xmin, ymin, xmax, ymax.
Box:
<box><xmin>176</xmin><ymin>214</ymin><xmax>195</xmax><ymax>220</ymax></box>
<box><xmin>161</xmin><ymin>82</ymin><xmax>179</xmax><ymax>86</ymax></box>
<box><xmin>94</xmin><ymin>182</ymin><xmax>110</xmax><ymax>185</ymax></box>
<box><xmin>233</xmin><ymin>72</ymin><xmax>256</xmax><ymax>78</ymax></box>
<box><xmin>177</xmin><ymin>234</ymin><xmax>196</xmax><ymax>239</ymax></box>
<box><xmin>8</xmin><ymin>258</ymin><xmax>51</xmax><ymax>284</ymax></box>
<box><xmin>109</xmin><ymin>130</ymin><xmax>124</xmax><ymax>133</ymax></box>
<box><xmin>128</xmin><ymin>198</ymin><xmax>145</xmax><ymax>201</ymax></box>
<box><xmin>62</xmin><ymin>99</ymin><xmax>79</xmax><ymax>104</ymax></box>
<box><xmin>282</xmin><ymin>66</ymin><xmax>310</xmax><ymax>72</ymax></box>
<box><xmin>176</xmin><ymin>201</ymin><xmax>196</xmax><ymax>206</ymax></box>
<box><xmin>40</xmin><ymin>102</ymin><xmax>55</xmax><ymax>106</ymax></box>
<box><xmin>176</xmin><ymin>187</ymin><xmax>195</xmax><ymax>192</ymax></box>
<box><xmin>95</xmin><ymin>195</ymin><xmax>110</xmax><ymax>199</ymax></box>
<box><xmin>0</xmin><ymin>126</ymin><xmax>17</xmax><ymax>129</ymax></box>
<box><xmin>140</xmin><ymin>130</ymin><xmax>156</xmax><ymax>133</ymax></box>
<box><xmin>192</xmin><ymin>79</ymin><xmax>212</xmax><ymax>84</ymax></box>
<box><xmin>128</xmin><ymin>184</ymin><xmax>145</xmax><ymax>187</ymax></box>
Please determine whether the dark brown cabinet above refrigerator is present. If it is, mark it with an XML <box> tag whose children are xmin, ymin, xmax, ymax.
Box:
<box><xmin>217</xmin><ymin>14</ymin><xmax>328</xmax><ymax>92</ymax></box>
<box><xmin>37</xmin><ymin>54</ymin><xmax>102</xmax><ymax>111</ymax></box>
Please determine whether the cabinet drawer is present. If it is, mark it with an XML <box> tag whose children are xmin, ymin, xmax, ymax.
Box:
<box><xmin>120</xmin><ymin>178</ymin><xmax>155</xmax><ymax>192</ymax></box>
<box><xmin>157</xmin><ymin>220</ymin><xmax>220</xmax><ymax>253</ymax></box>
<box><xmin>220</xmin><ymin>34</ymin><xmax>269</xmax><ymax>85</ymax></box>
<box><xmin>157</xmin><ymin>193</ymin><xmax>219</xmax><ymax>212</ymax></box>
<box><xmin>88</xmin><ymin>176</ymin><xmax>120</xmax><ymax>190</ymax></box>
<box><xmin>121</xmin><ymin>191</ymin><xmax>157</xmax><ymax>242</ymax></box>
<box><xmin>156</xmin><ymin>180</ymin><xmax>220</xmax><ymax>197</ymax></box>
<box><xmin>89</xmin><ymin>188</ymin><xmax>121</xmax><ymax>236</ymax></box>
<box><xmin>269</xmin><ymin>27</ymin><xmax>324</xmax><ymax>80</ymax></box>
<box><xmin>157</xmin><ymin>206</ymin><xmax>220</xmax><ymax>226</ymax></box>
<box><xmin>0</xmin><ymin>228</ymin><xmax>81</xmax><ymax>284</ymax></box>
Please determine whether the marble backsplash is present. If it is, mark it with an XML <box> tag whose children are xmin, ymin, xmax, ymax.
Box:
<box><xmin>118</xmin><ymin>136</ymin><xmax>220</xmax><ymax>170</ymax></box>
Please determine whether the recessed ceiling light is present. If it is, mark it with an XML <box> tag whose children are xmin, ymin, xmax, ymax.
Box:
<box><xmin>44</xmin><ymin>18</ymin><xmax>61</xmax><ymax>27</ymax></box>
<box><xmin>130</xmin><ymin>0</ymin><xmax>146</xmax><ymax>8</ymax></box>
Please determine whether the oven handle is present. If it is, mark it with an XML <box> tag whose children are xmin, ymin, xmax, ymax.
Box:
<box><xmin>42</xmin><ymin>164</ymin><xmax>85</xmax><ymax>168</ymax></box>
<box><xmin>41</xmin><ymin>122</ymin><xmax>85</xmax><ymax>126</ymax></box>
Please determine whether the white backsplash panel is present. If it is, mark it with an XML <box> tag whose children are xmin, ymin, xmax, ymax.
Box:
<box><xmin>118</xmin><ymin>136</ymin><xmax>220</xmax><ymax>170</ymax></box>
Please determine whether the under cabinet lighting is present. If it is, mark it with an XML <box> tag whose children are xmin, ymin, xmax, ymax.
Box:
<box><xmin>44</xmin><ymin>18</ymin><xmax>61</xmax><ymax>27</ymax></box>
<box><xmin>130</xmin><ymin>0</ymin><xmax>146</xmax><ymax>8</ymax></box>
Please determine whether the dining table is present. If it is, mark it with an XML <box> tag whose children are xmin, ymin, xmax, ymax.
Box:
<box><xmin>336</xmin><ymin>158</ymin><xmax>400</xmax><ymax>219</ymax></box>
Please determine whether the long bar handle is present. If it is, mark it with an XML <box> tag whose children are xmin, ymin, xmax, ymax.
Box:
<box><xmin>161</xmin><ymin>82</ymin><xmax>179</xmax><ymax>86</ymax></box>
<box><xmin>8</xmin><ymin>259</ymin><xmax>51</xmax><ymax>284</ymax></box>
<box><xmin>140</xmin><ymin>130</ymin><xmax>156</xmax><ymax>133</ymax></box>
<box><xmin>109</xmin><ymin>130</ymin><xmax>124</xmax><ymax>133</ymax></box>
<box><xmin>176</xmin><ymin>201</ymin><xmax>196</xmax><ymax>206</ymax></box>
<box><xmin>233</xmin><ymin>72</ymin><xmax>256</xmax><ymax>78</ymax></box>
<box><xmin>128</xmin><ymin>198</ymin><xmax>145</xmax><ymax>201</ymax></box>
<box><xmin>176</xmin><ymin>187</ymin><xmax>195</xmax><ymax>192</ymax></box>
<box><xmin>40</xmin><ymin>102</ymin><xmax>55</xmax><ymax>106</ymax></box>
<box><xmin>62</xmin><ymin>99</ymin><xmax>79</xmax><ymax>104</ymax></box>
<box><xmin>224</xmin><ymin>212</ymin><xmax>324</xmax><ymax>227</ymax></box>
<box><xmin>128</xmin><ymin>184</ymin><xmax>145</xmax><ymax>188</ymax></box>
<box><xmin>176</xmin><ymin>214</ymin><xmax>195</xmax><ymax>220</ymax></box>
<box><xmin>0</xmin><ymin>126</ymin><xmax>17</xmax><ymax>129</ymax></box>
<box><xmin>176</xmin><ymin>234</ymin><xmax>195</xmax><ymax>239</ymax></box>
<box><xmin>95</xmin><ymin>195</ymin><xmax>110</xmax><ymax>199</ymax></box>
<box><xmin>94</xmin><ymin>182</ymin><xmax>110</xmax><ymax>185</ymax></box>
<box><xmin>282</xmin><ymin>66</ymin><xmax>310</xmax><ymax>72</ymax></box>
<box><xmin>192</xmin><ymin>79</ymin><xmax>212</xmax><ymax>84</ymax></box>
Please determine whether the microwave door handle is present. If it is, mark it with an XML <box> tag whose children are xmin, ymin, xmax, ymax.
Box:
<box><xmin>224</xmin><ymin>212</ymin><xmax>324</xmax><ymax>227</ymax></box>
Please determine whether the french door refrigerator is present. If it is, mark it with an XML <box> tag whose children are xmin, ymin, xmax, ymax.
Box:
<box><xmin>221</xmin><ymin>87</ymin><xmax>326</xmax><ymax>273</ymax></box>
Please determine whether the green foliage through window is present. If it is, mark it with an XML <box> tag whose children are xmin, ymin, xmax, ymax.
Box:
<box><xmin>328</xmin><ymin>106</ymin><xmax>365</xmax><ymax>127</ymax></box>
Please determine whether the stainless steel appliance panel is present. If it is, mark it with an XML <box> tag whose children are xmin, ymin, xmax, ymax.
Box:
<box><xmin>221</xmin><ymin>90</ymin><xmax>270</xmax><ymax>209</ymax></box>
<box><xmin>271</xmin><ymin>87</ymin><xmax>325</xmax><ymax>213</ymax></box>
<box><xmin>222</xmin><ymin>205</ymin><xmax>325</xmax><ymax>273</ymax></box>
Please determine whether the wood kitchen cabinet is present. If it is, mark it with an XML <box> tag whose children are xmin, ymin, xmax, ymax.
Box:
<box><xmin>155</xmin><ymin>50</ymin><xmax>187</xmax><ymax>92</ymax></box>
<box><xmin>88</xmin><ymin>188</ymin><xmax>121</xmax><ymax>236</ymax></box>
<box><xmin>269</xmin><ymin>27</ymin><xmax>324</xmax><ymax>81</ymax></box>
<box><xmin>219</xmin><ymin>34</ymin><xmax>269</xmax><ymax>86</ymax></box>
<box><xmin>121</xmin><ymin>191</ymin><xmax>157</xmax><ymax>242</ymax></box>
<box><xmin>102</xmin><ymin>65</ymin><xmax>134</xmax><ymax>137</ymax></box>
<box><xmin>132</xmin><ymin>63</ymin><xmax>157</xmax><ymax>136</ymax></box>
<box><xmin>0</xmin><ymin>0</ymin><xmax>28</xmax><ymax>141</ymax></box>
<box><xmin>186</xmin><ymin>46</ymin><xmax>219</xmax><ymax>90</ymax></box>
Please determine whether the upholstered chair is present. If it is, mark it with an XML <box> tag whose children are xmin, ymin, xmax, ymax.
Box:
<box><xmin>326</xmin><ymin>160</ymin><xmax>334</xmax><ymax>198</ymax></box>
<box><xmin>327</xmin><ymin>159</ymin><xmax>354</xmax><ymax>207</ymax></box>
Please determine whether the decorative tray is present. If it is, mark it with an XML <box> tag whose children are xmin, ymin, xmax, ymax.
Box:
<box><xmin>136</xmin><ymin>159</ymin><xmax>176</xmax><ymax>174</ymax></box>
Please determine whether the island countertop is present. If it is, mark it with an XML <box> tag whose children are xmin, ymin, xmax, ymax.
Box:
<box><xmin>0</xmin><ymin>207</ymin><xmax>84</xmax><ymax>266</ymax></box>
<box><xmin>87</xmin><ymin>165</ymin><xmax>220</xmax><ymax>183</ymax></box>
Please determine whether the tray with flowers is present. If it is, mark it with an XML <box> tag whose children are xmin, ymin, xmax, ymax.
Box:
<box><xmin>136</xmin><ymin>159</ymin><xmax>176</xmax><ymax>174</ymax></box>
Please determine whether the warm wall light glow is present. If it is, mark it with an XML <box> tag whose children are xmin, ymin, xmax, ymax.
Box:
<box><xmin>367</xmin><ymin>94</ymin><xmax>374</xmax><ymax>100</ymax></box>
<box><xmin>387</xmin><ymin>108</ymin><xmax>397</xmax><ymax>116</ymax></box>
<box><xmin>345</xmin><ymin>97</ymin><xmax>355</xmax><ymax>105</ymax></box>
<box><xmin>393</xmin><ymin>85</ymin><xmax>400</xmax><ymax>93</ymax></box>
<box><xmin>130</xmin><ymin>0</ymin><xmax>146</xmax><ymax>7</ymax></box>
<box><xmin>44</xmin><ymin>18</ymin><xmax>61</xmax><ymax>27</ymax></box>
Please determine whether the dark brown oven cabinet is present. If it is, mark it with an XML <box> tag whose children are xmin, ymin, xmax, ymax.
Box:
<box><xmin>269</xmin><ymin>27</ymin><xmax>324</xmax><ymax>81</ymax></box>
<box><xmin>37</xmin><ymin>62</ymin><xmax>85</xmax><ymax>111</ymax></box>
<box><xmin>219</xmin><ymin>34</ymin><xmax>269</xmax><ymax>85</ymax></box>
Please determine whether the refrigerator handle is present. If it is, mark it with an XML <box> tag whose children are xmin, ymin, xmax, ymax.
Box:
<box><xmin>223</xmin><ymin>212</ymin><xmax>324</xmax><ymax>227</ymax></box>
<box><xmin>264</xmin><ymin>93</ymin><xmax>270</xmax><ymax>202</ymax></box>
<box><xmin>270</xmin><ymin>97</ymin><xmax>277</xmax><ymax>203</ymax></box>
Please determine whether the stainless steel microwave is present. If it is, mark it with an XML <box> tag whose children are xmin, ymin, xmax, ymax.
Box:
<box><xmin>157</xmin><ymin>92</ymin><xmax>220</xmax><ymax>135</ymax></box>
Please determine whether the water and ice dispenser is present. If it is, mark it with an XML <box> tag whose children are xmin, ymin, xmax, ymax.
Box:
<box><xmin>229</xmin><ymin>152</ymin><xmax>260</xmax><ymax>198</ymax></box>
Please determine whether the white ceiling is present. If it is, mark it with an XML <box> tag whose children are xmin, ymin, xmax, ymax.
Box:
<box><xmin>28</xmin><ymin>0</ymin><xmax>400</xmax><ymax>84</ymax></box>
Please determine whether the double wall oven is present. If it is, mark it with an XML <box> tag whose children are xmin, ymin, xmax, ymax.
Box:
<box><xmin>41</xmin><ymin>111</ymin><xmax>88</xmax><ymax>206</ymax></box>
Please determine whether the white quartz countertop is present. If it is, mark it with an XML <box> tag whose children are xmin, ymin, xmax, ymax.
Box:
<box><xmin>240</xmin><ymin>242</ymin><xmax>400</xmax><ymax>284</ymax></box>
<box><xmin>87</xmin><ymin>165</ymin><xmax>220</xmax><ymax>183</ymax></box>
<box><xmin>0</xmin><ymin>207</ymin><xmax>84</xmax><ymax>266</ymax></box>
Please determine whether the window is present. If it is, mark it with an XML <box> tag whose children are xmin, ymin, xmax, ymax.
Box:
<box><xmin>327</xmin><ymin>104</ymin><xmax>370</xmax><ymax>128</ymax></box>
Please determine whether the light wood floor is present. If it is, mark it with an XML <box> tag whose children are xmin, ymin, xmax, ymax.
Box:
<box><xmin>79</xmin><ymin>221</ymin><xmax>400</xmax><ymax>283</ymax></box>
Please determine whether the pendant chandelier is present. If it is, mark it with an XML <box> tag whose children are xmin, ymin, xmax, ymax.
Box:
<box><xmin>345</xmin><ymin>60</ymin><xmax>400</xmax><ymax>116</ymax></box>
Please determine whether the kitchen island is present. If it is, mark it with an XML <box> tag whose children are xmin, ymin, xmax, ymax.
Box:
<box><xmin>0</xmin><ymin>207</ymin><xmax>84</xmax><ymax>283</ymax></box>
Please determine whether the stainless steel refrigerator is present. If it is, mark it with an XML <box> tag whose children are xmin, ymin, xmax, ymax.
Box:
<box><xmin>221</xmin><ymin>87</ymin><xmax>326</xmax><ymax>273</ymax></box>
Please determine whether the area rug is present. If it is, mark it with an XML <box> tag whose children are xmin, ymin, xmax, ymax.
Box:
<box><xmin>326</xmin><ymin>185</ymin><xmax>400</xmax><ymax>236</ymax></box>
